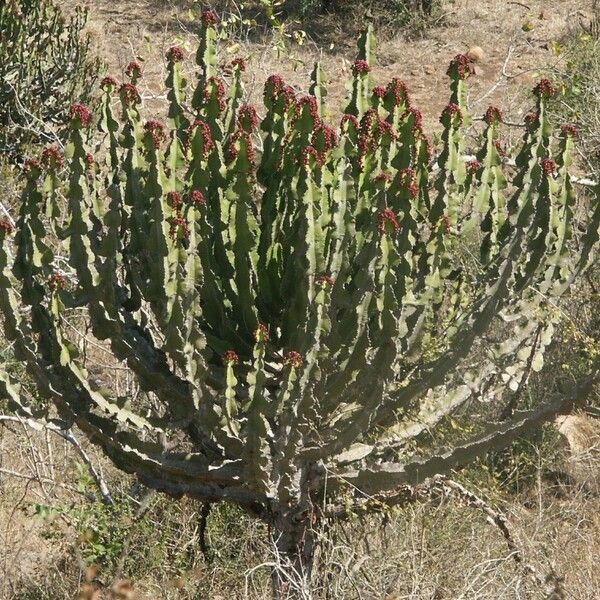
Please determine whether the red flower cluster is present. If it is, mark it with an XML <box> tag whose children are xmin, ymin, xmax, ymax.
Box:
<box><xmin>223</xmin><ymin>349</ymin><xmax>239</xmax><ymax>365</ymax></box>
<box><xmin>311</xmin><ymin>124</ymin><xmax>338</xmax><ymax>155</ymax></box>
<box><xmin>541</xmin><ymin>158</ymin><xmax>557</xmax><ymax>177</ymax></box>
<box><xmin>386</xmin><ymin>78</ymin><xmax>410</xmax><ymax>108</ymax></box>
<box><xmin>231</xmin><ymin>57</ymin><xmax>247</xmax><ymax>71</ymax></box>
<box><xmin>524</xmin><ymin>111</ymin><xmax>538</xmax><ymax>127</ymax></box>
<box><xmin>204</xmin><ymin>76</ymin><xmax>226</xmax><ymax>114</ymax></box>
<box><xmin>352</xmin><ymin>60</ymin><xmax>371</xmax><ymax>75</ymax></box>
<box><xmin>201</xmin><ymin>10</ymin><xmax>219</xmax><ymax>27</ymax></box>
<box><xmin>0</xmin><ymin>218</ymin><xmax>14</xmax><ymax>234</ymax></box>
<box><xmin>48</xmin><ymin>273</ymin><xmax>68</xmax><ymax>291</ymax></box>
<box><xmin>533</xmin><ymin>78</ymin><xmax>557</xmax><ymax>99</ymax></box>
<box><xmin>227</xmin><ymin>130</ymin><xmax>256</xmax><ymax>166</ymax></box>
<box><xmin>317</xmin><ymin>275</ymin><xmax>334</xmax><ymax>288</ymax></box>
<box><xmin>494</xmin><ymin>140</ymin><xmax>506</xmax><ymax>157</ymax></box>
<box><xmin>187</xmin><ymin>119</ymin><xmax>215</xmax><ymax>156</ymax></box>
<box><xmin>561</xmin><ymin>123</ymin><xmax>579</xmax><ymax>138</ymax></box>
<box><xmin>125</xmin><ymin>61</ymin><xmax>143</xmax><ymax>81</ymax></box>
<box><xmin>441</xmin><ymin>102</ymin><xmax>463</xmax><ymax>125</ymax></box>
<box><xmin>41</xmin><ymin>145</ymin><xmax>63</xmax><ymax>170</ymax></box>
<box><xmin>399</xmin><ymin>167</ymin><xmax>419</xmax><ymax>198</ymax></box>
<box><xmin>144</xmin><ymin>120</ymin><xmax>167</xmax><ymax>149</ymax></box>
<box><xmin>190</xmin><ymin>190</ymin><xmax>206</xmax><ymax>206</ymax></box>
<box><xmin>404</xmin><ymin>106</ymin><xmax>424</xmax><ymax>136</ymax></box>
<box><xmin>100</xmin><ymin>75</ymin><xmax>118</xmax><ymax>90</ymax></box>
<box><xmin>358</xmin><ymin>109</ymin><xmax>382</xmax><ymax>157</ymax></box>
<box><xmin>284</xmin><ymin>351</ymin><xmax>304</xmax><ymax>369</ymax></box>
<box><xmin>340</xmin><ymin>113</ymin><xmax>359</xmax><ymax>132</ymax></box>
<box><xmin>254</xmin><ymin>323</ymin><xmax>269</xmax><ymax>343</ymax></box>
<box><xmin>170</xmin><ymin>215</ymin><xmax>190</xmax><ymax>240</ymax></box>
<box><xmin>237</xmin><ymin>104</ymin><xmax>260</xmax><ymax>132</ymax></box>
<box><xmin>466</xmin><ymin>160</ymin><xmax>482</xmax><ymax>176</ymax></box>
<box><xmin>373</xmin><ymin>86</ymin><xmax>387</xmax><ymax>99</ymax></box>
<box><xmin>23</xmin><ymin>158</ymin><xmax>41</xmax><ymax>176</ymax></box>
<box><xmin>297</xmin><ymin>95</ymin><xmax>319</xmax><ymax>123</ymax></box>
<box><xmin>166</xmin><ymin>46</ymin><xmax>184</xmax><ymax>62</ymax></box>
<box><xmin>167</xmin><ymin>191</ymin><xmax>183</xmax><ymax>209</ymax></box>
<box><xmin>264</xmin><ymin>75</ymin><xmax>296</xmax><ymax>110</ymax></box>
<box><xmin>69</xmin><ymin>103</ymin><xmax>92</xmax><ymax>127</ymax></box>
<box><xmin>355</xmin><ymin>109</ymin><xmax>399</xmax><ymax>166</ymax></box>
<box><xmin>119</xmin><ymin>83</ymin><xmax>141</xmax><ymax>107</ymax></box>
<box><xmin>378</xmin><ymin>208</ymin><xmax>400</xmax><ymax>235</ymax></box>
<box><xmin>300</xmin><ymin>145</ymin><xmax>324</xmax><ymax>168</ymax></box>
<box><xmin>374</xmin><ymin>171</ymin><xmax>393</xmax><ymax>184</ymax></box>
<box><xmin>447</xmin><ymin>54</ymin><xmax>475</xmax><ymax>80</ymax></box>
<box><xmin>484</xmin><ymin>106</ymin><xmax>502</xmax><ymax>125</ymax></box>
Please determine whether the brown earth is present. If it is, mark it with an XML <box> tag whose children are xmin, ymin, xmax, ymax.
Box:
<box><xmin>59</xmin><ymin>0</ymin><xmax>593</xmax><ymax>134</ymax></box>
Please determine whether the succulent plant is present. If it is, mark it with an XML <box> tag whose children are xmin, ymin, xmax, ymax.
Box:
<box><xmin>0</xmin><ymin>0</ymin><xmax>101</xmax><ymax>158</ymax></box>
<box><xmin>1</xmin><ymin>17</ymin><xmax>600</xmax><ymax>598</ymax></box>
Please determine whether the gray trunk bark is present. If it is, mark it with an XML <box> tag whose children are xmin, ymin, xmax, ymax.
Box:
<box><xmin>270</xmin><ymin>512</ymin><xmax>317</xmax><ymax>600</ymax></box>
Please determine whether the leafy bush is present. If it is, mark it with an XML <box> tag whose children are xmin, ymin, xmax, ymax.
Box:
<box><xmin>550</xmin><ymin>30</ymin><xmax>600</xmax><ymax>173</ymax></box>
<box><xmin>0</xmin><ymin>0</ymin><xmax>101</xmax><ymax>159</ymax></box>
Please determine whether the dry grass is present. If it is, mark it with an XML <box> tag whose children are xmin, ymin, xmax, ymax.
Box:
<box><xmin>1</xmin><ymin>414</ymin><xmax>600</xmax><ymax>599</ymax></box>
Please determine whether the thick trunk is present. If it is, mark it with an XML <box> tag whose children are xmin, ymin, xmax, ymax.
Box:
<box><xmin>270</xmin><ymin>511</ymin><xmax>317</xmax><ymax>600</ymax></box>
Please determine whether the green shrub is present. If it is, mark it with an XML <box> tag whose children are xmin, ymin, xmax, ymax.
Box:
<box><xmin>0</xmin><ymin>0</ymin><xmax>101</xmax><ymax>159</ymax></box>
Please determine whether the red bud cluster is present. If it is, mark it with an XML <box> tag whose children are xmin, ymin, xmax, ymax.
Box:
<box><xmin>447</xmin><ymin>54</ymin><xmax>475</xmax><ymax>80</ymax></box>
<box><xmin>231</xmin><ymin>57</ymin><xmax>247</xmax><ymax>71</ymax></box>
<box><xmin>190</xmin><ymin>190</ymin><xmax>206</xmax><ymax>207</ymax></box>
<box><xmin>254</xmin><ymin>323</ymin><xmax>269</xmax><ymax>343</ymax></box>
<box><xmin>144</xmin><ymin>120</ymin><xmax>167</xmax><ymax>149</ymax></box>
<box><xmin>227</xmin><ymin>130</ymin><xmax>255</xmax><ymax>165</ymax></box>
<box><xmin>100</xmin><ymin>75</ymin><xmax>118</xmax><ymax>90</ymax></box>
<box><xmin>533</xmin><ymin>78</ymin><xmax>557</xmax><ymax>99</ymax></box>
<box><xmin>373</xmin><ymin>86</ymin><xmax>386</xmax><ymax>99</ymax></box>
<box><xmin>561</xmin><ymin>123</ymin><xmax>579</xmax><ymax>138</ymax></box>
<box><xmin>167</xmin><ymin>191</ymin><xmax>183</xmax><ymax>210</ymax></box>
<box><xmin>119</xmin><ymin>83</ymin><xmax>141</xmax><ymax>107</ymax></box>
<box><xmin>23</xmin><ymin>158</ymin><xmax>41</xmax><ymax>177</ymax></box>
<box><xmin>201</xmin><ymin>10</ymin><xmax>219</xmax><ymax>27</ymax></box>
<box><xmin>466</xmin><ymin>160</ymin><xmax>482</xmax><ymax>175</ymax></box>
<box><xmin>223</xmin><ymin>349</ymin><xmax>239</xmax><ymax>365</ymax></box>
<box><xmin>484</xmin><ymin>106</ymin><xmax>502</xmax><ymax>125</ymax></box>
<box><xmin>0</xmin><ymin>218</ymin><xmax>14</xmax><ymax>234</ymax></box>
<box><xmin>166</xmin><ymin>46</ymin><xmax>185</xmax><ymax>62</ymax></box>
<box><xmin>284</xmin><ymin>351</ymin><xmax>304</xmax><ymax>369</ymax></box>
<box><xmin>352</xmin><ymin>60</ymin><xmax>371</xmax><ymax>75</ymax></box>
<box><xmin>317</xmin><ymin>275</ymin><xmax>334</xmax><ymax>288</ymax></box>
<box><xmin>170</xmin><ymin>215</ymin><xmax>190</xmax><ymax>240</ymax></box>
<box><xmin>441</xmin><ymin>102</ymin><xmax>463</xmax><ymax>125</ymax></box>
<box><xmin>69</xmin><ymin>103</ymin><xmax>92</xmax><ymax>127</ymax></box>
<box><xmin>373</xmin><ymin>171</ymin><xmax>393</xmax><ymax>184</ymax></box>
<box><xmin>204</xmin><ymin>76</ymin><xmax>226</xmax><ymax>114</ymax></box>
<box><xmin>41</xmin><ymin>145</ymin><xmax>63</xmax><ymax>170</ymax></box>
<box><xmin>399</xmin><ymin>168</ymin><xmax>419</xmax><ymax>198</ymax></box>
<box><xmin>386</xmin><ymin>78</ymin><xmax>410</xmax><ymax>107</ymax></box>
<box><xmin>541</xmin><ymin>158</ymin><xmax>557</xmax><ymax>177</ymax></box>
<box><xmin>404</xmin><ymin>106</ymin><xmax>424</xmax><ymax>136</ymax></box>
<box><xmin>48</xmin><ymin>273</ymin><xmax>68</xmax><ymax>291</ymax></box>
<box><xmin>187</xmin><ymin>119</ymin><xmax>215</xmax><ymax>156</ymax></box>
<box><xmin>237</xmin><ymin>104</ymin><xmax>260</xmax><ymax>132</ymax></box>
<box><xmin>378</xmin><ymin>208</ymin><xmax>400</xmax><ymax>235</ymax></box>
<box><xmin>125</xmin><ymin>61</ymin><xmax>143</xmax><ymax>81</ymax></box>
